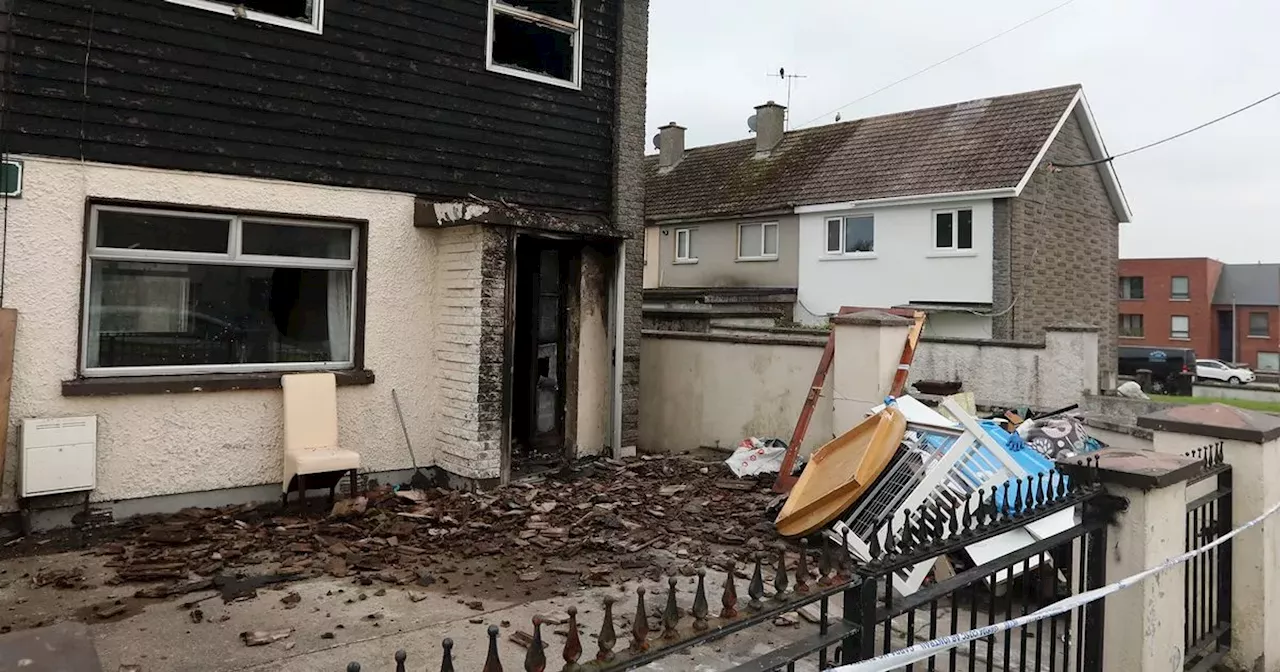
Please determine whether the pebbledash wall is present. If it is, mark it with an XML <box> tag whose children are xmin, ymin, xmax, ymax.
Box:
<box><xmin>0</xmin><ymin>156</ymin><xmax>464</xmax><ymax>514</ymax></box>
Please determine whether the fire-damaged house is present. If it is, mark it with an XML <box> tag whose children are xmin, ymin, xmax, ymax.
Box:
<box><xmin>0</xmin><ymin>0</ymin><xmax>649</xmax><ymax>528</ymax></box>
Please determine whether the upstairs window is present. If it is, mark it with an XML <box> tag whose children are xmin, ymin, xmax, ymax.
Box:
<box><xmin>824</xmin><ymin>215</ymin><xmax>875</xmax><ymax>256</ymax></box>
<box><xmin>1250</xmin><ymin>312</ymin><xmax>1270</xmax><ymax>338</ymax></box>
<box><xmin>488</xmin><ymin>0</ymin><xmax>583</xmax><ymax>89</ymax></box>
<box><xmin>1119</xmin><ymin>276</ymin><xmax>1144</xmax><ymax>300</ymax></box>
<box><xmin>1171</xmin><ymin>315</ymin><xmax>1190</xmax><ymax>340</ymax></box>
<box><xmin>165</xmin><ymin>0</ymin><xmax>324</xmax><ymax>33</ymax></box>
<box><xmin>82</xmin><ymin>205</ymin><xmax>360</xmax><ymax>377</ymax></box>
<box><xmin>1119</xmin><ymin>314</ymin><xmax>1144</xmax><ymax>338</ymax></box>
<box><xmin>1171</xmin><ymin>276</ymin><xmax>1190</xmax><ymax>300</ymax></box>
<box><xmin>674</xmin><ymin>228</ymin><xmax>696</xmax><ymax>263</ymax></box>
<box><xmin>933</xmin><ymin>208</ymin><xmax>973</xmax><ymax>251</ymax></box>
<box><xmin>738</xmin><ymin>222</ymin><xmax>779</xmax><ymax>260</ymax></box>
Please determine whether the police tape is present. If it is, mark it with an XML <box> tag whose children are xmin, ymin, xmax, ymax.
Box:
<box><xmin>831</xmin><ymin>496</ymin><xmax>1280</xmax><ymax>672</ymax></box>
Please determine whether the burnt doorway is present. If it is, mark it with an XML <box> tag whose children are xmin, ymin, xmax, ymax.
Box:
<box><xmin>511</xmin><ymin>236</ymin><xmax>571</xmax><ymax>477</ymax></box>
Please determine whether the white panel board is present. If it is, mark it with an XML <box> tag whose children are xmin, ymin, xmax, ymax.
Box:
<box><xmin>21</xmin><ymin>416</ymin><xmax>97</xmax><ymax>497</ymax></box>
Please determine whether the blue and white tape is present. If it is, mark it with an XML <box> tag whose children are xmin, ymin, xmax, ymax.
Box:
<box><xmin>831</xmin><ymin>496</ymin><xmax>1280</xmax><ymax>672</ymax></box>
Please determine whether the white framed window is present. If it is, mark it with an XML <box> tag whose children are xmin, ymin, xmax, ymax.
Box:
<box><xmin>164</xmin><ymin>0</ymin><xmax>324</xmax><ymax>33</ymax></box>
<box><xmin>933</xmin><ymin>208</ymin><xmax>973</xmax><ymax>251</ymax></box>
<box><xmin>82</xmin><ymin>204</ymin><xmax>360</xmax><ymax>377</ymax></box>
<box><xmin>1171</xmin><ymin>276</ymin><xmax>1190</xmax><ymax>300</ymax></box>
<box><xmin>487</xmin><ymin>0</ymin><xmax>583</xmax><ymax>89</ymax></box>
<box><xmin>674</xmin><ymin>228</ymin><xmax>696</xmax><ymax>263</ymax></box>
<box><xmin>1171</xmin><ymin>315</ymin><xmax>1190</xmax><ymax>340</ymax></box>
<box><xmin>737</xmin><ymin>222</ymin><xmax>779</xmax><ymax>260</ymax></box>
<box><xmin>824</xmin><ymin>215</ymin><xmax>875</xmax><ymax>256</ymax></box>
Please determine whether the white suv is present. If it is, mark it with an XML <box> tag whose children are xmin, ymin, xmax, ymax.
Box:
<box><xmin>1195</xmin><ymin>359</ymin><xmax>1256</xmax><ymax>385</ymax></box>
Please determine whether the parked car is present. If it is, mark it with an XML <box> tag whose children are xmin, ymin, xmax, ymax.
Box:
<box><xmin>1117</xmin><ymin>346</ymin><xmax>1196</xmax><ymax>394</ymax></box>
<box><xmin>1195</xmin><ymin>359</ymin><xmax>1256</xmax><ymax>385</ymax></box>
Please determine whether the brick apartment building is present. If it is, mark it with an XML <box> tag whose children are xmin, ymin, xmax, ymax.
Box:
<box><xmin>1118</xmin><ymin>258</ymin><xmax>1280</xmax><ymax>371</ymax></box>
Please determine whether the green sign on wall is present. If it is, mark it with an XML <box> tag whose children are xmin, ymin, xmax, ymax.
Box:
<box><xmin>0</xmin><ymin>160</ymin><xmax>21</xmax><ymax>197</ymax></box>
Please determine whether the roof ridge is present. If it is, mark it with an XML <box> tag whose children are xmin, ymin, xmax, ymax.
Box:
<box><xmin>668</xmin><ymin>84</ymin><xmax>1082</xmax><ymax>157</ymax></box>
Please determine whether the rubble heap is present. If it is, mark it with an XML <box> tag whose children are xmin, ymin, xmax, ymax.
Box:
<box><xmin>96</xmin><ymin>456</ymin><xmax>780</xmax><ymax>597</ymax></box>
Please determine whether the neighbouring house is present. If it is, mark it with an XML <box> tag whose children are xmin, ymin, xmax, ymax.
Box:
<box><xmin>1118</xmin><ymin>259</ymin><xmax>1280</xmax><ymax>372</ymax></box>
<box><xmin>0</xmin><ymin>0</ymin><xmax>649</xmax><ymax>527</ymax></box>
<box><xmin>643</xmin><ymin>85</ymin><xmax>1131</xmax><ymax>385</ymax></box>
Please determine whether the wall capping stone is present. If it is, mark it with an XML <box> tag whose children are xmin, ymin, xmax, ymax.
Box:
<box><xmin>1137</xmin><ymin>402</ymin><xmax>1280</xmax><ymax>444</ymax></box>
<box><xmin>641</xmin><ymin>329</ymin><xmax>827</xmax><ymax>348</ymax></box>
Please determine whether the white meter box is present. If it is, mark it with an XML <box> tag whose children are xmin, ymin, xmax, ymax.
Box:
<box><xmin>21</xmin><ymin>415</ymin><xmax>97</xmax><ymax>497</ymax></box>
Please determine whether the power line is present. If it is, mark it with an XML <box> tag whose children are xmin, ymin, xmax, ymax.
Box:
<box><xmin>795</xmin><ymin>0</ymin><xmax>1081</xmax><ymax>129</ymax></box>
<box><xmin>1054</xmin><ymin>88</ymin><xmax>1280</xmax><ymax>168</ymax></box>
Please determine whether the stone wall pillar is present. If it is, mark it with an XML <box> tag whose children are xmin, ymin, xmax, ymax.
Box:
<box><xmin>1139</xmin><ymin>404</ymin><xmax>1280</xmax><ymax>671</ymax></box>
<box><xmin>829</xmin><ymin>311</ymin><xmax>911</xmax><ymax>433</ymax></box>
<box><xmin>1063</xmin><ymin>448</ymin><xmax>1200</xmax><ymax>671</ymax></box>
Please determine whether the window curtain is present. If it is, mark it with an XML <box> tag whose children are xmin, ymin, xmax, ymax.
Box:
<box><xmin>326</xmin><ymin>232</ymin><xmax>353</xmax><ymax>363</ymax></box>
<box><xmin>326</xmin><ymin>271</ymin><xmax>351</xmax><ymax>362</ymax></box>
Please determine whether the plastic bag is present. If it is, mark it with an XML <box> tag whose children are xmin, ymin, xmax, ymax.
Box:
<box><xmin>725</xmin><ymin>437</ymin><xmax>789</xmax><ymax>477</ymax></box>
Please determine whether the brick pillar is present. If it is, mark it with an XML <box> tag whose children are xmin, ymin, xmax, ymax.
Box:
<box><xmin>1139</xmin><ymin>403</ymin><xmax>1280</xmax><ymax>671</ymax></box>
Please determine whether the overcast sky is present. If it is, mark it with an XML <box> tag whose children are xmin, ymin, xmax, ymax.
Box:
<box><xmin>644</xmin><ymin>0</ymin><xmax>1280</xmax><ymax>263</ymax></box>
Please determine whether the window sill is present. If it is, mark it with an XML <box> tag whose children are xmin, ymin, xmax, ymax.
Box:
<box><xmin>1171</xmin><ymin>297</ymin><xmax>1191</xmax><ymax>302</ymax></box>
<box><xmin>820</xmin><ymin>253</ymin><xmax>877</xmax><ymax>261</ymax></box>
<box><xmin>1247</xmin><ymin>335</ymin><xmax>1271</xmax><ymax>339</ymax></box>
<box><xmin>1119</xmin><ymin>335</ymin><xmax>1146</xmax><ymax>340</ymax></box>
<box><xmin>926</xmin><ymin>250</ymin><xmax>978</xmax><ymax>259</ymax></box>
<box><xmin>61</xmin><ymin>368</ymin><xmax>376</xmax><ymax>397</ymax></box>
<box><xmin>486</xmin><ymin>63</ymin><xmax>582</xmax><ymax>91</ymax></box>
<box><xmin>1170</xmin><ymin>336</ymin><xmax>1191</xmax><ymax>341</ymax></box>
<box><xmin>736</xmin><ymin>256</ymin><xmax>778</xmax><ymax>263</ymax></box>
<box><xmin>673</xmin><ymin>259</ymin><xmax>699</xmax><ymax>265</ymax></box>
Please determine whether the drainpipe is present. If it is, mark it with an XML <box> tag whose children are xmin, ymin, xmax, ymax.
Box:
<box><xmin>1232</xmin><ymin>295</ymin><xmax>1238</xmax><ymax>363</ymax></box>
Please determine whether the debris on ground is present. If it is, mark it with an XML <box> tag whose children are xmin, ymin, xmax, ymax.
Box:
<box><xmin>72</xmin><ymin>456</ymin><xmax>776</xmax><ymax>600</ymax></box>
<box><xmin>92</xmin><ymin>600</ymin><xmax>127</xmax><ymax>620</ymax></box>
<box><xmin>32</xmin><ymin>566</ymin><xmax>86</xmax><ymax>589</ymax></box>
<box><xmin>240</xmin><ymin>628</ymin><xmax>293</xmax><ymax>646</ymax></box>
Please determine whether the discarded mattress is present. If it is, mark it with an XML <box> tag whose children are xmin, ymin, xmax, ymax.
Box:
<box><xmin>775</xmin><ymin>404</ymin><xmax>906</xmax><ymax>538</ymax></box>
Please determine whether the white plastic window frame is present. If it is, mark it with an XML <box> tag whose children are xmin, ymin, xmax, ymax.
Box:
<box><xmin>737</xmin><ymin>221</ymin><xmax>779</xmax><ymax>261</ymax></box>
<box><xmin>674</xmin><ymin>228</ymin><xmax>696</xmax><ymax>263</ymax></box>
<box><xmin>823</xmin><ymin>214</ymin><xmax>875</xmax><ymax>257</ymax></box>
<box><xmin>82</xmin><ymin>204</ymin><xmax>359</xmax><ymax>378</ymax></box>
<box><xmin>486</xmin><ymin>0</ymin><xmax>584</xmax><ymax>90</ymax></box>
<box><xmin>1171</xmin><ymin>315</ymin><xmax>1191</xmax><ymax>340</ymax></box>
<box><xmin>932</xmin><ymin>208</ymin><xmax>974</xmax><ymax>251</ymax></box>
<box><xmin>164</xmin><ymin>0</ymin><xmax>324</xmax><ymax>34</ymax></box>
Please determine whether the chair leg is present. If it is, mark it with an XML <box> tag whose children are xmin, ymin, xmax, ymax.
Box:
<box><xmin>349</xmin><ymin>469</ymin><xmax>358</xmax><ymax>497</ymax></box>
<box><xmin>298</xmin><ymin>474</ymin><xmax>307</xmax><ymax>508</ymax></box>
<box><xmin>328</xmin><ymin>483</ymin><xmax>336</xmax><ymax>507</ymax></box>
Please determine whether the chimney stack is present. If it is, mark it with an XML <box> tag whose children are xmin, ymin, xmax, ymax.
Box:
<box><xmin>657</xmin><ymin>122</ymin><xmax>686</xmax><ymax>169</ymax></box>
<box><xmin>754</xmin><ymin>101</ymin><xmax>786</xmax><ymax>155</ymax></box>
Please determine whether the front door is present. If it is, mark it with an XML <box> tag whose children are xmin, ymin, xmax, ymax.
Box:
<box><xmin>511</xmin><ymin>237</ymin><xmax>570</xmax><ymax>476</ymax></box>
<box><xmin>1217</xmin><ymin>310</ymin><xmax>1234</xmax><ymax>362</ymax></box>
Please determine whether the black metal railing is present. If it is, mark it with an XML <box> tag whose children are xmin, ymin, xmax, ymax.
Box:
<box><xmin>341</xmin><ymin>462</ymin><xmax>1110</xmax><ymax>672</ymax></box>
<box><xmin>724</xmin><ymin>461</ymin><xmax>1115</xmax><ymax>672</ymax></box>
<box><xmin>1183</xmin><ymin>442</ymin><xmax>1232</xmax><ymax>672</ymax></box>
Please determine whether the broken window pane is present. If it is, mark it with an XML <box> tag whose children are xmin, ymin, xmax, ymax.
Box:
<box><xmin>739</xmin><ymin>223</ymin><xmax>763</xmax><ymax>258</ymax></box>
<box><xmin>957</xmin><ymin>209</ymin><xmax>973</xmax><ymax>249</ymax></box>
<box><xmin>844</xmin><ymin>216</ymin><xmax>874</xmax><ymax>253</ymax></box>
<box><xmin>500</xmin><ymin>0</ymin><xmax>575</xmax><ymax>23</ymax></box>
<box><xmin>935</xmin><ymin>212</ymin><xmax>953</xmax><ymax>248</ymax></box>
<box><xmin>239</xmin><ymin>0</ymin><xmax>310</xmax><ymax>20</ymax></box>
<box><xmin>491</xmin><ymin>12</ymin><xmax>574</xmax><ymax>82</ymax></box>
<box><xmin>763</xmin><ymin>223</ymin><xmax>778</xmax><ymax>256</ymax></box>
<box><xmin>826</xmin><ymin>219</ymin><xmax>842</xmax><ymax>253</ymax></box>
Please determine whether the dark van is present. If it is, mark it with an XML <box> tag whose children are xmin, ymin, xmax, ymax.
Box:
<box><xmin>1117</xmin><ymin>346</ymin><xmax>1196</xmax><ymax>394</ymax></box>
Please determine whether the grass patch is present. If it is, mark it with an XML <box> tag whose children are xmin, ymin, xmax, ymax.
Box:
<box><xmin>1151</xmin><ymin>394</ymin><xmax>1280</xmax><ymax>414</ymax></box>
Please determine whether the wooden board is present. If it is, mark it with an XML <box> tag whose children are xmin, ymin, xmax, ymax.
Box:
<box><xmin>775</xmin><ymin>406</ymin><xmax>906</xmax><ymax>538</ymax></box>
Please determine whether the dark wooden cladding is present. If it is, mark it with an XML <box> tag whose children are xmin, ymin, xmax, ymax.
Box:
<box><xmin>4</xmin><ymin>0</ymin><xmax>618</xmax><ymax>213</ymax></box>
